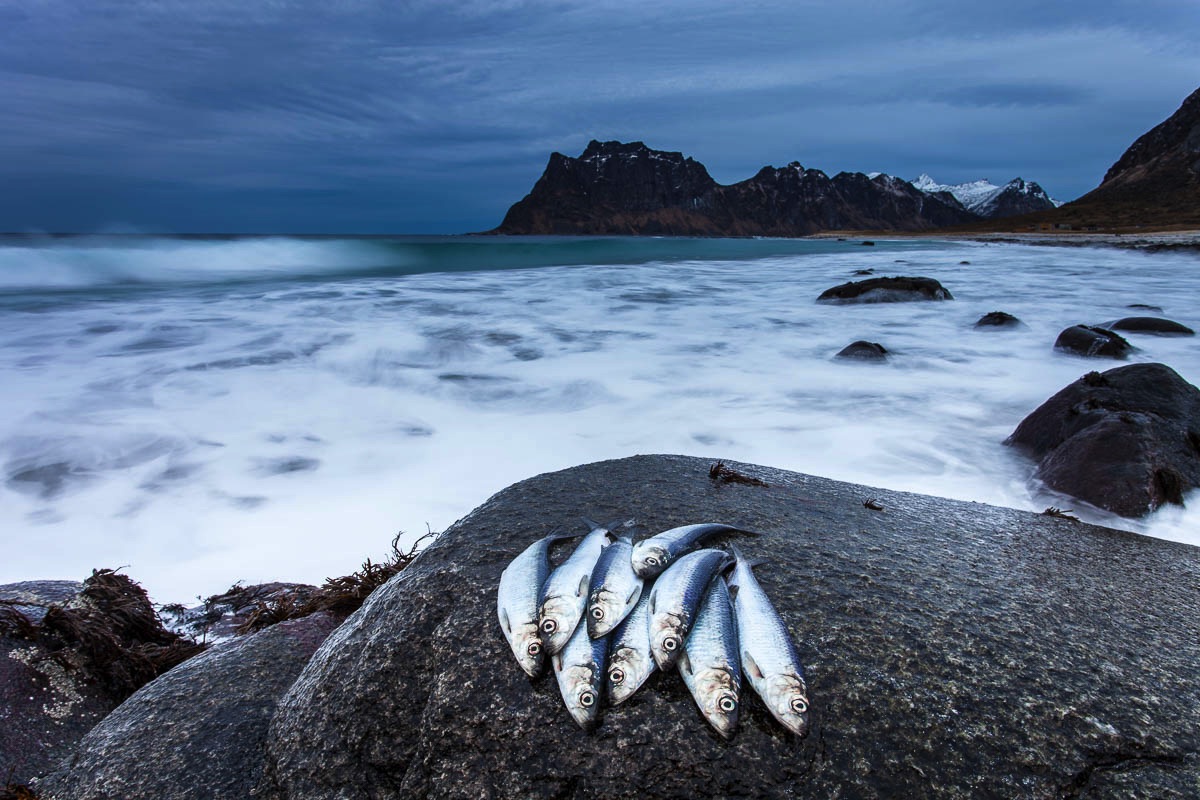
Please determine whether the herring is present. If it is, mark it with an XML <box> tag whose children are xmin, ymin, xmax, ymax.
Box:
<box><xmin>538</xmin><ymin>518</ymin><xmax>613</xmax><ymax>655</ymax></box>
<box><xmin>727</xmin><ymin>544</ymin><xmax>810</xmax><ymax>737</ymax></box>
<box><xmin>497</xmin><ymin>529</ymin><xmax>580</xmax><ymax>678</ymax></box>
<box><xmin>646</xmin><ymin>548</ymin><xmax>733</xmax><ymax>671</ymax></box>
<box><xmin>586</xmin><ymin>535</ymin><xmax>643</xmax><ymax>638</ymax></box>
<box><xmin>631</xmin><ymin>523</ymin><xmax>756</xmax><ymax>579</ymax></box>
<box><xmin>552</xmin><ymin>611</ymin><xmax>608</xmax><ymax>731</ymax></box>
<box><xmin>606</xmin><ymin>588</ymin><xmax>656</xmax><ymax>705</ymax></box>
<box><xmin>678</xmin><ymin>576</ymin><xmax>741</xmax><ymax>739</ymax></box>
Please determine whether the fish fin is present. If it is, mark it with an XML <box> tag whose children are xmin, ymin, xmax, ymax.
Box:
<box><xmin>729</xmin><ymin>543</ymin><xmax>766</xmax><ymax>571</ymax></box>
<box><xmin>552</xmin><ymin>653</ymin><xmax>563</xmax><ymax>673</ymax></box>
<box><xmin>546</xmin><ymin>529</ymin><xmax>585</xmax><ymax>544</ymax></box>
<box><xmin>648</xmin><ymin>591</ymin><xmax>656</xmax><ymax>616</ymax></box>
<box><xmin>499</xmin><ymin>607</ymin><xmax>511</xmax><ymax>634</ymax></box>
<box><xmin>580</xmin><ymin>516</ymin><xmax>603</xmax><ymax>531</ymax></box>
<box><xmin>726</xmin><ymin>582</ymin><xmax>739</xmax><ymax>601</ymax></box>
<box><xmin>625</xmin><ymin>585</ymin><xmax>640</xmax><ymax>605</ymax></box>
<box><xmin>678</xmin><ymin>649</ymin><xmax>692</xmax><ymax>677</ymax></box>
<box><xmin>576</xmin><ymin>572</ymin><xmax>589</xmax><ymax>597</ymax></box>
<box><xmin>743</xmin><ymin>650</ymin><xmax>764</xmax><ymax>681</ymax></box>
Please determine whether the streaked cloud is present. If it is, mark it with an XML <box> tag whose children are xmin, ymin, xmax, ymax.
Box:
<box><xmin>0</xmin><ymin>0</ymin><xmax>1197</xmax><ymax>231</ymax></box>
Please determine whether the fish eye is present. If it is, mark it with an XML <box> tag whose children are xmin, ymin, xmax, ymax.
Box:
<box><xmin>645</xmin><ymin>556</ymin><xmax>659</xmax><ymax>566</ymax></box>
<box><xmin>579</xmin><ymin>691</ymin><xmax>596</xmax><ymax>708</ymax></box>
<box><xmin>609</xmin><ymin>668</ymin><xmax>625</xmax><ymax>684</ymax></box>
<box><xmin>526</xmin><ymin>641</ymin><xmax>541</xmax><ymax>656</ymax></box>
<box><xmin>591</xmin><ymin>607</ymin><xmax>604</xmax><ymax>620</ymax></box>
<box><xmin>663</xmin><ymin>636</ymin><xmax>678</xmax><ymax>652</ymax></box>
<box><xmin>540</xmin><ymin>619</ymin><xmax>557</xmax><ymax>634</ymax></box>
<box><xmin>790</xmin><ymin>697</ymin><xmax>808</xmax><ymax>714</ymax></box>
<box><xmin>719</xmin><ymin>696</ymin><xmax>737</xmax><ymax>713</ymax></box>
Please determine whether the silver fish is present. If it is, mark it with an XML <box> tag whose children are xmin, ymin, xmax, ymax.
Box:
<box><xmin>727</xmin><ymin>544</ymin><xmax>810</xmax><ymax>737</ymax></box>
<box><xmin>606</xmin><ymin>588</ymin><xmax>656</xmax><ymax>705</ymax></box>
<box><xmin>538</xmin><ymin>520</ymin><xmax>612</xmax><ymax>655</ymax></box>
<box><xmin>497</xmin><ymin>530</ymin><xmax>580</xmax><ymax>677</ymax></box>
<box><xmin>586</xmin><ymin>535</ymin><xmax>643</xmax><ymax>638</ymax></box>
<box><xmin>678</xmin><ymin>576</ymin><xmax>742</xmax><ymax>739</ymax></box>
<box><xmin>552</xmin><ymin>613</ymin><xmax>608</xmax><ymax>731</ymax></box>
<box><xmin>631</xmin><ymin>523</ymin><xmax>756</xmax><ymax>579</ymax></box>
<box><xmin>647</xmin><ymin>548</ymin><xmax>733</xmax><ymax>671</ymax></box>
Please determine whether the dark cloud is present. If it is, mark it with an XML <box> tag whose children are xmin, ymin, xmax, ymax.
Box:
<box><xmin>0</xmin><ymin>0</ymin><xmax>1197</xmax><ymax>232</ymax></box>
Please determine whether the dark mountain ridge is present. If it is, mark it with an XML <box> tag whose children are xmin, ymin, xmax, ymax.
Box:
<box><xmin>493</xmin><ymin>140</ymin><xmax>980</xmax><ymax>236</ymax></box>
<box><xmin>968</xmin><ymin>85</ymin><xmax>1200</xmax><ymax>232</ymax></box>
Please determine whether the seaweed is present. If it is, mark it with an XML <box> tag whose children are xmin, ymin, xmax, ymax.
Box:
<box><xmin>235</xmin><ymin>530</ymin><xmax>437</xmax><ymax>634</ymax></box>
<box><xmin>708</xmin><ymin>461</ymin><xmax>769</xmax><ymax>487</ymax></box>
<box><xmin>1042</xmin><ymin>507</ymin><xmax>1080</xmax><ymax>522</ymax></box>
<box><xmin>0</xmin><ymin>783</ymin><xmax>39</xmax><ymax>800</ymax></box>
<box><xmin>0</xmin><ymin>569</ymin><xmax>205</xmax><ymax>701</ymax></box>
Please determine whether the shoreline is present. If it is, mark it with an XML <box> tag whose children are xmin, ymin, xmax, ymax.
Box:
<box><xmin>807</xmin><ymin>228</ymin><xmax>1200</xmax><ymax>252</ymax></box>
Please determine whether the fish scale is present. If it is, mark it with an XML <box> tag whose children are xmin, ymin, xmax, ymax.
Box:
<box><xmin>537</xmin><ymin>521</ymin><xmax>612</xmax><ymax>655</ymax></box>
<box><xmin>586</xmin><ymin>535</ymin><xmax>642</xmax><ymax>638</ymax></box>
<box><xmin>646</xmin><ymin>548</ymin><xmax>733</xmax><ymax>671</ymax></box>
<box><xmin>727</xmin><ymin>544</ymin><xmax>810</xmax><ymax>737</ymax></box>
<box><xmin>679</xmin><ymin>576</ymin><xmax>742</xmax><ymax>738</ymax></box>
<box><xmin>496</xmin><ymin>530</ymin><xmax>580</xmax><ymax>678</ymax></box>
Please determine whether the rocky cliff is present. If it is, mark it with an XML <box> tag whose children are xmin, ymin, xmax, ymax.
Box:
<box><xmin>493</xmin><ymin>141</ymin><xmax>979</xmax><ymax>236</ymax></box>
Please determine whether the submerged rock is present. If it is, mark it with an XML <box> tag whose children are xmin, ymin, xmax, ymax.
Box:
<box><xmin>1006</xmin><ymin>363</ymin><xmax>1200</xmax><ymax>517</ymax></box>
<box><xmin>258</xmin><ymin>455</ymin><xmax>1200</xmax><ymax>799</ymax></box>
<box><xmin>40</xmin><ymin>613</ymin><xmax>339</xmax><ymax>800</ymax></box>
<box><xmin>817</xmin><ymin>276</ymin><xmax>953</xmax><ymax>303</ymax></box>
<box><xmin>834</xmin><ymin>340</ymin><xmax>889</xmax><ymax>361</ymax></box>
<box><xmin>973</xmin><ymin>311</ymin><xmax>1024</xmax><ymax>329</ymax></box>
<box><xmin>1053</xmin><ymin>325</ymin><xmax>1134</xmax><ymax>358</ymax></box>
<box><xmin>1104</xmin><ymin>316</ymin><xmax>1195</xmax><ymax>336</ymax></box>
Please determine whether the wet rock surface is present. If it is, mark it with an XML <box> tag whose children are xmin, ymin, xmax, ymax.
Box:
<box><xmin>0</xmin><ymin>582</ymin><xmax>113</xmax><ymax>787</ymax></box>
<box><xmin>817</xmin><ymin>276</ymin><xmax>953</xmax><ymax>303</ymax></box>
<box><xmin>1053</xmin><ymin>325</ymin><xmax>1134</xmax><ymax>358</ymax></box>
<box><xmin>40</xmin><ymin>612</ymin><xmax>339</xmax><ymax>800</ymax></box>
<box><xmin>834</xmin><ymin>340</ymin><xmax>889</xmax><ymax>360</ymax></box>
<box><xmin>1104</xmin><ymin>316</ymin><xmax>1195</xmax><ymax>336</ymax></box>
<box><xmin>261</xmin><ymin>454</ymin><xmax>1200</xmax><ymax>799</ymax></box>
<box><xmin>1006</xmin><ymin>363</ymin><xmax>1200</xmax><ymax>517</ymax></box>
<box><xmin>974</xmin><ymin>310</ymin><xmax>1024</xmax><ymax>329</ymax></box>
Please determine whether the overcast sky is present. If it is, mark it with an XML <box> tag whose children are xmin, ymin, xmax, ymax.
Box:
<box><xmin>1</xmin><ymin>0</ymin><xmax>1197</xmax><ymax>233</ymax></box>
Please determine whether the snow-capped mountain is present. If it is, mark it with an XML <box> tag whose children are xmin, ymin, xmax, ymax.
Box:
<box><xmin>912</xmin><ymin>175</ymin><xmax>1062</xmax><ymax>219</ymax></box>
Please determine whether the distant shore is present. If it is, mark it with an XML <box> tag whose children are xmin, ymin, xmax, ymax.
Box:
<box><xmin>807</xmin><ymin>228</ymin><xmax>1200</xmax><ymax>252</ymax></box>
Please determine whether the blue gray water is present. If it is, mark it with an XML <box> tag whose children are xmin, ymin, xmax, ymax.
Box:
<box><xmin>1</xmin><ymin>235</ymin><xmax>1197</xmax><ymax>602</ymax></box>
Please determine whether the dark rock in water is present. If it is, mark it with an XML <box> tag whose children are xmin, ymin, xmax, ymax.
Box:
<box><xmin>1006</xmin><ymin>363</ymin><xmax>1200</xmax><ymax>517</ymax></box>
<box><xmin>1104</xmin><ymin>316</ymin><xmax>1195</xmax><ymax>336</ymax></box>
<box><xmin>1053</xmin><ymin>325</ymin><xmax>1134</xmax><ymax>358</ymax></box>
<box><xmin>852</xmin><ymin>268</ymin><xmax>874</xmax><ymax>276</ymax></box>
<box><xmin>834</xmin><ymin>340</ymin><xmax>889</xmax><ymax>360</ymax></box>
<box><xmin>974</xmin><ymin>311</ymin><xmax>1023</xmax><ymax>329</ymax></box>
<box><xmin>1127</xmin><ymin>303</ymin><xmax>1165</xmax><ymax>313</ymax></box>
<box><xmin>817</xmin><ymin>276</ymin><xmax>953</xmax><ymax>303</ymax></box>
<box><xmin>261</xmin><ymin>455</ymin><xmax>1200</xmax><ymax>799</ymax></box>
<box><xmin>40</xmin><ymin>613</ymin><xmax>339</xmax><ymax>800</ymax></box>
<box><xmin>860</xmin><ymin>240</ymin><xmax>875</xmax><ymax>246</ymax></box>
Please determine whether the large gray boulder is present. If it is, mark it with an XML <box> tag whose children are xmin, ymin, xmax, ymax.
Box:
<box><xmin>39</xmin><ymin>612</ymin><xmax>339</xmax><ymax>799</ymax></box>
<box><xmin>261</xmin><ymin>455</ymin><xmax>1200</xmax><ymax>799</ymax></box>
<box><xmin>1006</xmin><ymin>363</ymin><xmax>1200</xmax><ymax>517</ymax></box>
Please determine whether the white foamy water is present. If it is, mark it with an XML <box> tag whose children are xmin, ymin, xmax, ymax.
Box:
<box><xmin>1</xmin><ymin>236</ymin><xmax>1197</xmax><ymax>603</ymax></box>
